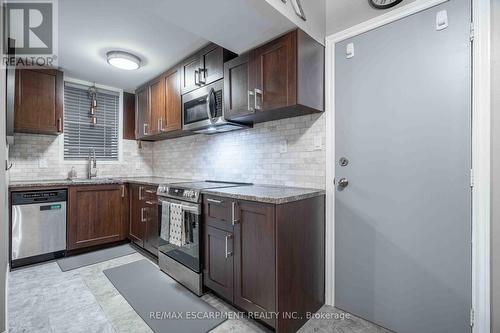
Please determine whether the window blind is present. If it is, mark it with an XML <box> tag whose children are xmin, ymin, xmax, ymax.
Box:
<box><xmin>64</xmin><ymin>83</ymin><xmax>119</xmax><ymax>160</ymax></box>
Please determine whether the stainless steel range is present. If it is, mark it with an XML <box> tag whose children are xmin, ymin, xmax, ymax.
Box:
<box><xmin>156</xmin><ymin>181</ymin><xmax>249</xmax><ymax>295</ymax></box>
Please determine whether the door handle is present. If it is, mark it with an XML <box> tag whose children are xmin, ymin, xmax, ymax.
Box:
<box><xmin>247</xmin><ymin>90</ymin><xmax>255</xmax><ymax>111</ymax></box>
<box><xmin>231</xmin><ymin>201</ymin><xmax>239</xmax><ymax>226</ymax></box>
<box><xmin>337</xmin><ymin>178</ymin><xmax>349</xmax><ymax>190</ymax></box>
<box><xmin>254</xmin><ymin>88</ymin><xmax>263</xmax><ymax>110</ymax></box>
<box><xmin>225</xmin><ymin>235</ymin><xmax>233</xmax><ymax>258</ymax></box>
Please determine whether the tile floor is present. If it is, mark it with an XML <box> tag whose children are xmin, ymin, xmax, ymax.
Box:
<box><xmin>8</xmin><ymin>251</ymin><xmax>388</xmax><ymax>333</ymax></box>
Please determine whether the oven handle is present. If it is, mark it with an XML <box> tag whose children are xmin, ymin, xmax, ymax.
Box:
<box><xmin>158</xmin><ymin>197</ymin><xmax>200</xmax><ymax>215</ymax></box>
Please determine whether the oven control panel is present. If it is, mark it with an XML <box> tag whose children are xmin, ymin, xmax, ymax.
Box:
<box><xmin>157</xmin><ymin>185</ymin><xmax>199</xmax><ymax>203</ymax></box>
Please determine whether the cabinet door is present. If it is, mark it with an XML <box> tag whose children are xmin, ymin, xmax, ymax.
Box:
<box><xmin>129</xmin><ymin>184</ymin><xmax>146</xmax><ymax>247</ymax></box>
<box><xmin>149</xmin><ymin>77</ymin><xmax>165</xmax><ymax>135</ymax></box>
<box><xmin>15</xmin><ymin>69</ymin><xmax>63</xmax><ymax>135</ymax></box>
<box><xmin>200</xmin><ymin>44</ymin><xmax>224</xmax><ymax>86</ymax></box>
<box><xmin>233</xmin><ymin>200</ymin><xmax>276</xmax><ymax>327</ymax></box>
<box><xmin>135</xmin><ymin>87</ymin><xmax>149</xmax><ymax>138</ymax></box>
<box><xmin>204</xmin><ymin>225</ymin><xmax>234</xmax><ymax>302</ymax></box>
<box><xmin>251</xmin><ymin>31</ymin><xmax>297</xmax><ymax>112</ymax></box>
<box><xmin>224</xmin><ymin>53</ymin><xmax>254</xmax><ymax>120</ymax></box>
<box><xmin>143</xmin><ymin>186</ymin><xmax>159</xmax><ymax>255</ymax></box>
<box><xmin>163</xmin><ymin>68</ymin><xmax>181</xmax><ymax>132</ymax></box>
<box><xmin>181</xmin><ymin>54</ymin><xmax>201</xmax><ymax>94</ymax></box>
<box><xmin>68</xmin><ymin>185</ymin><xmax>123</xmax><ymax>250</ymax></box>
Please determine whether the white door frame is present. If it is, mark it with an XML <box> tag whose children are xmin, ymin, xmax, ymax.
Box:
<box><xmin>324</xmin><ymin>0</ymin><xmax>490</xmax><ymax>332</ymax></box>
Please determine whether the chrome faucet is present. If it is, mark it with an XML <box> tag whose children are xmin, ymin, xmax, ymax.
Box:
<box><xmin>88</xmin><ymin>148</ymin><xmax>98</xmax><ymax>179</ymax></box>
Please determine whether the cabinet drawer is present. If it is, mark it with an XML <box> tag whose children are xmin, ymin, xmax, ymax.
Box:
<box><xmin>203</xmin><ymin>195</ymin><xmax>233</xmax><ymax>231</ymax></box>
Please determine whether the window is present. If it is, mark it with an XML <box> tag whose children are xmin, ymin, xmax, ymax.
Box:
<box><xmin>63</xmin><ymin>82</ymin><xmax>120</xmax><ymax>160</ymax></box>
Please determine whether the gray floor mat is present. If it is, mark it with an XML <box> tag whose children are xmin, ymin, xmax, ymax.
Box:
<box><xmin>103</xmin><ymin>259</ymin><xmax>225</xmax><ymax>333</ymax></box>
<box><xmin>57</xmin><ymin>244</ymin><xmax>136</xmax><ymax>271</ymax></box>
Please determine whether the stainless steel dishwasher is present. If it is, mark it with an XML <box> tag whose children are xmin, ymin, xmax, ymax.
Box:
<box><xmin>11</xmin><ymin>190</ymin><xmax>67</xmax><ymax>267</ymax></box>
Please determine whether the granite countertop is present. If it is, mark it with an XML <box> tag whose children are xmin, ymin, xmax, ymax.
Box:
<box><xmin>202</xmin><ymin>184</ymin><xmax>325</xmax><ymax>204</ymax></box>
<box><xmin>9</xmin><ymin>176</ymin><xmax>193</xmax><ymax>189</ymax></box>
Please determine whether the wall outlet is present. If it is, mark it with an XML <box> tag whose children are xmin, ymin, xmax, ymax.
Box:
<box><xmin>280</xmin><ymin>139</ymin><xmax>288</xmax><ymax>153</ymax></box>
<box><xmin>314</xmin><ymin>135</ymin><xmax>322</xmax><ymax>150</ymax></box>
<box><xmin>38</xmin><ymin>159</ymin><xmax>48</xmax><ymax>168</ymax></box>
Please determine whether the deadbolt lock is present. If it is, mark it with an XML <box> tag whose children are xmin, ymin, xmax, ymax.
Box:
<box><xmin>339</xmin><ymin>157</ymin><xmax>349</xmax><ymax>167</ymax></box>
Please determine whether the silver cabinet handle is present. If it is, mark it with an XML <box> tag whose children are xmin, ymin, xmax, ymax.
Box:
<box><xmin>121</xmin><ymin>185</ymin><xmax>125</xmax><ymax>198</ymax></box>
<box><xmin>159</xmin><ymin>118</ymin><xmax>164</xmax><ymax>132</ymax></box>
<box><xmin>139</xmin><ymin>186</ymin><xmax>144</xmax><ymax>200</ymax></box>
<box><xmin>143</xmin><ymin>123</ymin><xmax>148</xmax><ymax>135</ymax></box>
<box><xmin>225</xmin><ymin>235</ymin><xmax>233</xmax><ymax>258</ymax></box>
<box><xmin>207</xmin><ymin>198</ymin><xmax>222</xmax><ymax>204</ymax></box>
<box><xmin>141</xmin><ymin>208</ymin><xmax>147</xmax><ymax>223</ymax></box>
<box><xmin>247</xmin><ymin>90</ymin><xmax>255</xmax><ymax>111</ymax></box>
<box><xmin>57</xmin><ymin>117</ymin><xmax>62</xmax><ymax>132</ymax></box>
<box><xmin>231</xmin><ymin>201</ymin><xmax>239</xmax><ymax>226</ymax></box>
<box><xmin>254</xmin><ymin>88</ymin><xmax>263</xmax><ymax>110</ymax></box>
<box><xmin>157</xmin><ymin>118</ymin><xmax>161</xmax><ymax>132</ymax></box>
<box><xmin>198</xmin><ymin>68</ymin><xmax>206</xmax><ymax>84</ymax></box>
<box><xmin>145</xmin><ymin>200</ymin><xmax>157</xmax><ymax>205</ymax></box>
<box><xmin>145</xmin><ymin>189</ymin><xmax>156</xmax><ymax>194</ymax></box>
<box><xmin>194</xmin><ymin>70</ymin><xmax>200</xmax><ymax>86</ymax></box>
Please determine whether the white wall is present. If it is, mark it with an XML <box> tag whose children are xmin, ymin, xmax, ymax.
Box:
<box><xmin>265</xmin><ymin>0</ymin><xmax>326</xmax><ymax>44</ymax></box>
<box><xmin>326</xmin><ymin>0</ymin><xmax>417</xmax><ymax>35</ymax></box>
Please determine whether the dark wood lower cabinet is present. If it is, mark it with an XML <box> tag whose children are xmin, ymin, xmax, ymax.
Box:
<box><xmin>67</xmin><ymin>184</ymin><xmax>127</xmax><ymax>250</ymax></box>
<box><xmin>129</xmin><ymin>183</ymin><xmax>159</xmax><ymax>255</ymax></box>
<box><xmin>203</xmin><ymin>194</ymin><xmax>325</xmax><ymax>332</ymax></box>
<box><xmin>204</xmin><ymin>225</ymin><xmax>234</xmax><ymax>301</ymax></box>
<box><xmin>233</xmin><ymin>201</ymin><xmax>276</xmax><ymax>327</ymax></box>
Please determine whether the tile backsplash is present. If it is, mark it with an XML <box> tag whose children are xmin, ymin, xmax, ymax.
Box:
<box><xmin>8</xmin><ymin>114</ymin><xmax>326</xmax><ymax>189</ymax></box>
<box><xmin>153</xmin><ymin>114</ymin><xmax>326</xmax><ymax>189</ymax></box>
<box><xmin>8</xmin><ymin>134</ymin><xmax>154</xmax><ymax>180</ymax></box>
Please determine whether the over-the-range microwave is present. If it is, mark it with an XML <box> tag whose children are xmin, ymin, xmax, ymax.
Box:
<box><xmin>181</xmin><ymin>79</ymin><xmax>249</xmax><ymax>134</ymax></box>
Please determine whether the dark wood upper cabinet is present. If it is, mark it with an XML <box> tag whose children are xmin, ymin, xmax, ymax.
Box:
<box><xmin>181</xmin><ymin>54</ymin><xmax>202</xmax><ymax>95</ymax></box>
<box><xmin>163</xmin><ymin>67</ymin><xmax>182</xmax><ymax>132</ymax></box>
<box><xmin>181</xmin><ymin>43</ymin><xmax>236</xmax><ymax>95</ymax></box>
<box><xmin>123</xmin><ymin>92</ymin><xmax>136</xmax><ymax>140</ymax></box>
<box><xmin>14</xmin><ymin>68</ymin><xmax>64</xmax><ymax>135</ymax></box>
<box><xmin>224</xmin><ymin>53</ymin><xmax>254</xmax><ymax>120</ymax></box>
<box><xmin>230</xmin><ymin>29</ymin><xmax>324</xmax><ymax>124</ymax></box>
<box><xmin>135</xmin><ymin>86</ymin><xmax>149</xmax><ymax>139</ymax></box>
<box><xmin>203</xmin><ymin>194</ymin><xmax>325</xmax><ymax>332</ymax></box>
<box><xmin>149</xmin><ymin>76</ymin><xmax>165</xmax><ymax>135</ymax></box>
<box><xmin>67</xmin><ymin>184</ymin><xmax>127</xmax><ymax>250</ymax></box>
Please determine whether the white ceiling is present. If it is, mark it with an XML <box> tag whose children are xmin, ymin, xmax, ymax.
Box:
<box><xmin>58</xmin><ymin>0</ymin><xmax>295</xmax><ymax>92</ymax></box>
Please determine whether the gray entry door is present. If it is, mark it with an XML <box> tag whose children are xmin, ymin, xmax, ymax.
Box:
<box><xmin>334</xmin><ymin>1</ymin><xmax>472</xmax><ymax>332</ymax></box>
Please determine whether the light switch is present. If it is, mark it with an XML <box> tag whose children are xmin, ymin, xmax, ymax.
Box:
<box><xmin>280</xmin><ymin>139</ymin><xmax>288</xmax><ymax>153</ymax></box>
<box><xmin>346</xmin><ymin>43</ymin><xmax>354</xmax><ymax>59</ymax></box>
<box><xmin>436</xmin><ymin>10</ymin><xmax>448</xmax><ymax>31</ymax></box>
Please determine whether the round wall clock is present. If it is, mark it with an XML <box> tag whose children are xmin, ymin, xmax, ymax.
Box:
<box><xmin>369</xmin><ymin>0</ymin><xmax>403</xmax><ymax>9</ymax></box>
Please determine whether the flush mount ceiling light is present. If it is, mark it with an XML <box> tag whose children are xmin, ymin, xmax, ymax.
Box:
<box><xmin>106</xmin><ymin>51</ymin><xmax>141</xmax><ymax>70</ymax></box>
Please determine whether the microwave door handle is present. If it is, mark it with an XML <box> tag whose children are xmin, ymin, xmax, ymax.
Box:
<box><xmin>206</xmin><ymin>88</ymin><xmax>215</xmax><ymax>123</ymax></box>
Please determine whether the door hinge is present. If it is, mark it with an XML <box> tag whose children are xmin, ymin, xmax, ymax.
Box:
<box><xmin>470</xmin><ymin>22</ymin><xmax>475</xmax><ymax>42</ymax></box>
<box><xmin>470</xmin><ymin>169</ymin><xmax>474</xmax><ymax>188</ymax></box>
<box><xmin>470</xmin><ymin>307</ymin><xmax>475</xmax><ymax>327</ymax></box>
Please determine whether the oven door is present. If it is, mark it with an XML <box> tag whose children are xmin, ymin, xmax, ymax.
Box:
<box><xmin>182</xmin><ymin>79</ymin><xmax>223</xmax><ymax>131</ymax></box>
<box><xmin>157</xmin><ymin>197</ymin><xmax>202</xmax><ymax>273</ymax></box>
